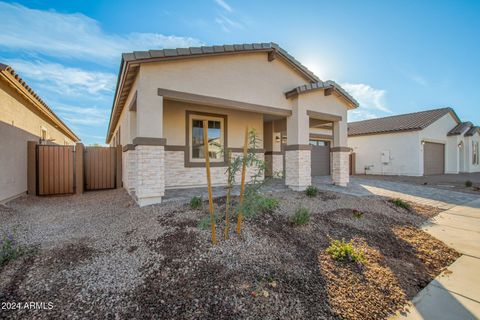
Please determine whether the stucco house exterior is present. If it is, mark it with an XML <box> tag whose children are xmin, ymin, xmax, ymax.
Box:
<box><xmin>106</xmin><ymin>43</ymin><xmax>358</xmax><ymax>206</ymax></box>
<box><xmin>0</xmin><ymin>63</ymin><xmax>79</xmax><ymax>202</ymax></box>
<box><xmin>348</xmin><ymin>107</ymin><xmax>480</xmax><ymax>176</ymax></box>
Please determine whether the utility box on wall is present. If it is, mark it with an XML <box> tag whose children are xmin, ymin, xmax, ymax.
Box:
<box><xmin>381</xmin><ymin>150</ymin><xmax>390</xmax><ymax>164</ymax></box>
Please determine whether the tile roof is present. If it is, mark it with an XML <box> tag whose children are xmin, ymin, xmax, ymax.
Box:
<box><xmin>284</xmin><ymin>80</ymin><xmax>358</xmax><ymax>108</ymax></box>
<box><xmin>348</xmin><ymin>107</ymin><xmax>460</xmax><ymax>137</ymax></box>
<box><xmin>447</xmin><ymin>121</ymin><xmax>473</xmax><ymax>136</ymax></box>
<box><xmin>465</xmin><ymin>126</ymin><xmax>480</xmax><ymax>137</ymax></box>
<box><xmin>0</xmin><ymin>63</ymin><xmax>80</xmax><ymax>142</ymax></box>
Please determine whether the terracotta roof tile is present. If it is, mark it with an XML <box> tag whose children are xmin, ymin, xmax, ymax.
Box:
<box><xmin>465</xmin><ymin>126</ymin><xmax>480</xmax><ymax>136</ymax></box>
<box><xmin>348</xmin><ymin>107</ymin><xmax>460</xmax><ymax>137</ymax></box>
<box><xmin>447</xmin><ymin>121</ymin><xmax>473</xmax><ymax>136</ymax></box>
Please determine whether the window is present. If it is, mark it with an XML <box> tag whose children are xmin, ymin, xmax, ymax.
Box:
<box><xmin>189</xmin><ymin>113</ymin><xmax>224</xmax><ymax>162</ymax></box>
<box><xmin>40</xmin><ymin>128</ymin><xmax>47</xmax><ymax>144</ymax></box>
<box><xmin>309</xmin><ymin>140</ymin><xmax>330</xmax><ymax>146</ymax></box>
<box><xmin>473</xmin><ymin>141</ymin><xmax>479</xmax><ymax>165</ymax></box>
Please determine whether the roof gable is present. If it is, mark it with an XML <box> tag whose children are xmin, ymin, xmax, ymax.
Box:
<box><xmin>107</xmin><ymin>42</ymin><xmax>325</xmax><ymax>142</ymax></box>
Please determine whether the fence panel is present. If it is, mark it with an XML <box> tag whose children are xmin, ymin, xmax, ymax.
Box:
<box><xmin>37</xmin><ymin>145</ymin><xmax>74</xmax><ymax>195</ymax></box>
<box><xmin>84</xmin><ymin>147</ymin><xmax>116</xmax><ymax>190</ymax></box>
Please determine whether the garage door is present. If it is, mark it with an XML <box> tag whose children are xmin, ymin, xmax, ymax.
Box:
<box><xmin>311</xmin><ymin>140</ymin><xmax>330</xmax><ymax>176</ymax></box>
<box><xmin>424</xmin><ymin>142</ymin><xmax>445</xmax><ymax>175</ymax></box>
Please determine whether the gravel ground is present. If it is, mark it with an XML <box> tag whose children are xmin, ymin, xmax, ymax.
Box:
<box><xmin>0</xmin><ymin>188</ymin><xmax>458</xmax><ymax>319</ymax></box>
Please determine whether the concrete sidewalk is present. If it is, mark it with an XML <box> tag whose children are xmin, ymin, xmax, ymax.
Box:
<box><xmin>394</xmin><ymin>199</ymin><xmax>480</xmax><ymax>320</ymax></box>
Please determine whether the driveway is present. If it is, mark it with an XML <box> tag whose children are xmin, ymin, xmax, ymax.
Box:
<box><xmin>313</xmin><ymin>176</ymin><xmax>478</xmax><ymax>209</ymax></box>
<box><xmin>357</xmin><ymin>173</ymin><xmax>480</xmax><ymax>195</ymax></box>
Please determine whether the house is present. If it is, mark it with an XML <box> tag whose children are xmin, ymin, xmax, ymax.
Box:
<box><xmin>106</xmin><ymin>43</ymin><xmax>358</xmax><ymax>206</ymax></box>
<box><xmin>348</xmin><ymin>107</ymin><xmax>480</xmax><ymax>176</ymax></box>
<box><xmin>0</xmin><ymin>63</ymin><xmax>79</xmax><ymax>202</ymax></box>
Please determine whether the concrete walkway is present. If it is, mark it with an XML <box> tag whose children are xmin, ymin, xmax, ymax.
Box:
<box><xmin>394</xmin><ymin>198</ymin><xmax>480</xmax><ymax>320</ymax></box>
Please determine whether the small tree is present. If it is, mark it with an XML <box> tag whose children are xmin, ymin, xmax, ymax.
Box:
<box><xmin>222</xmin><ymin>128</ymin><xmax>268</xmax><ymax>237</ymax></box>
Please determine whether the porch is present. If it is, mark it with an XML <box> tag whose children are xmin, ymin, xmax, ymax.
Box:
<box><xmin>121</xmin><ymin>87</ymin><xmax>351</xmax><ymax>206</ymax></box>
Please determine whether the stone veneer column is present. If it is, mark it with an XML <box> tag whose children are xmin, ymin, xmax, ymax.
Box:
<box><xmin>285</xmin><ymin>147</ymin><xmax>311</xmax><ymax>191</ymax></box>
<box><xmin>134</xmin><ymin>144</ymin><xmax>165</xmax><ymax>206</ymax></box>
<box><xmin>272</xmin><ymin>153</ymin><xmax>284</xmax><ymax>178</ymax></box>
<box><xmin>285</xmin><ymin>99</ymin><xmax>311</xmax><ymax>191</ymax></box>
<box><xmin>331</xmin><ymin>148</ymin><xmax>349</xmax><ymax>186</ymax></box>
<box><xmin>122</xmin><ymin>146</ymin><xmax>136</xmax><ymax>194</ymax></box>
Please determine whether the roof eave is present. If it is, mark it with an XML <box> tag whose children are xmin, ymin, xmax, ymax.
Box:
<box><xmin>0</xmin><ymin>67</ymin><xmax>80</xmax><ymax>142</ymax></box>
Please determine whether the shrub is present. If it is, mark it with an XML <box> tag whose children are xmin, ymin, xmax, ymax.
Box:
<box><xmin>197</xmin><ymin>214</ymin><xmax>221</xmax><ymax>230</ymax></box>
<box><xmin>190</xmin><ymin>196</ymin><xmax>203</xmax><ymax>209</ymax></box>
<box><xmin>390</xmin><ymin>198</ymin><xmax>411</xmax><ymax>210</ymax></box>
<box><xmin>237</xmin><ymin>192</ymin><xmax>280</xmax><ymax>219</ymax></box>
<box><xmin>259</xmin><ymin>196</ymin><xmax>280</xmax><ymax>213</ymax></box>
<box><xmin>291</xmin><ymin>207</ymin><xmax>310</xmax><ymax>225</ymax></box>
<box><xmin>352</xmin><ymin>209</ymin><xmax>363</xmax><ymax>219</ymax></box>
<box><xmin>326</xmin><ymin>239</ymin><xmax>365</xmax><ymax>264</ymax></box>
<box><xmin>0</xmin><ymin>232</ymin><xmax>24</xmax><ymax>267</ymax></box>
<box><xmin>305</xmin><ymin>185</ymin><xmax>318</xmax><ymax>197</ymax></box>
<box><xmin>465</xmin><ymin>180</ymin><xmax>473</xmax><ymax>187</ymax></box>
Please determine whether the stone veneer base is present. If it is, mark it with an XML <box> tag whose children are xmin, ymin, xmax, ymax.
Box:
<box><xmin>285</xmin><ymin>149</ymin><xmax>311</xmax><ymax>191</ymax></box>
<box><xmin>331</xmin><ymin>150</ymin><xmax>349</xmax><ymax>187</ymax></box>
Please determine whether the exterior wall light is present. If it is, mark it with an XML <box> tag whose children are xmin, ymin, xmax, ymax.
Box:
<box><xmin>458</xmin><ymin>141</ymin><xmax>463</xmax><ymax>148</ymax></box>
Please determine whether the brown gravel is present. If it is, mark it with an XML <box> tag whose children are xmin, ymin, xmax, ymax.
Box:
<box><xmin>0</xmin><ymin>188</ymin><xmax>459</xmax><ymax>319</ymax></box>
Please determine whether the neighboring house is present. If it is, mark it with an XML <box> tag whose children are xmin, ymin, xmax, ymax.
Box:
<box><xmin>0</xmin><ymin>63</ymin><xmax>79</xmax><ymax>202</ymax></box>
<box><xmin>106</xmin><ymin>43</ymin><xmax>358</xmax><ymax>206</ymax></box>
<box><xmin>348</xmin><ymin>107</ymin><xmax>480</xmax><ymax>176</ymax></box>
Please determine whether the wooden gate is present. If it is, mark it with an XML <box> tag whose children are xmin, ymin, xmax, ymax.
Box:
<box><xmin>84</xmin><ymin>146</ymin><xmax>117</xmax><ymax>191</ymax></box>
<box><xmin>37</xmin><ymin>145</ymin><xmax>75</xmax><ymax>195</ymax></box>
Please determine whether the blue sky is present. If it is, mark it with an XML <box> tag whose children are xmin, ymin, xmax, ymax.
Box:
<box><xmin>0</xmin><ymin>0</ymin><xmax>478</xmax><ymax>144</ymax></box>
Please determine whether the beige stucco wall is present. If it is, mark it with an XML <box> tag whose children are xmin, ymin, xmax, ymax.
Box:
<box><xmin>163</xmin><ymin>100</ymin><xmax>264</xmax><ymax>148</ymax></box>
<box><xmin>298</xmin><ymin>91</ymin><xmax>348</xmax><ymax>146</ymax></box>
<box><xmin>0</xmin><ymin>79</ymin><xmax>75</xmax><ymax>202</ymax></box>
<box><xmin>139</xmin><ymin>52</ymin><xmax>308</xmax><ymax>112</ymax></box>
<box><xmin>0</xmin><ymin>80</ymin><xmax>75</xmax><ymax>145</ymax></box>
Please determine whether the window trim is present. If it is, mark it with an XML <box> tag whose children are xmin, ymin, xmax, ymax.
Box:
<box><xmin>185</xmin><ymin>110</ymin><xmax>228</xmax><ymax>167</ymax></box>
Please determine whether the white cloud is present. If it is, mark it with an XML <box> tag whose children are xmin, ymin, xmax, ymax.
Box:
<box><xmin>0</xmin><ymin>2</ymin><xmax>203</xmax><ymax>63</ymax></box>
<box><xmin>214</xmin><ymin>15</ymin><xmax>244</xmax><ymax>32</ymax></box>
<box><xmin>341</xmin><ymin>83</ymin><xmax>390</xmax><ymax>113</ymax></box>
<box><xmin>5</xmin><ymin>59</ymin><xmax>116</xmax><ymax>96</ymax></box>
<box><xmin>348</xmin><ymin>109</ymin><xmax>380</xmax><ymax>122</ymax></box>
<box><xmin>409</xmin><ymin>74</ymin><xmax>428</xmax><ymax>86</ymax></box>
<box><xmin>214</xmin><ymin>0</ymin><xmax>233</xmax><ymax>12</ymax></box>
<box><xmin>53</xmin><ymin>103</ymin><xmax>110</xmax><ymax>126</ymax></box>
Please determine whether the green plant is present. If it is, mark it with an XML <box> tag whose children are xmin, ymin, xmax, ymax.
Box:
<box><xmin>291</xmin><ymin>207</ymin><xmax>310</xmax><ymax>225</ymax></box>
<box><xmin>190</xmin><ymin>196</ymin><xmax>203</xmax><ymax>209</ymax></box>
<box><xmin>0</xmin><ymin>232</ymin><xmax>24</xmax><ymax>267</ymax></box>
<box><xmin>198</xmin><ymin>214</ymin><xmax>221</xmax><ymax>230</ymax></box>
<box><xmin>236</xmin><ymin>194</ymin><xmax>279</xmax><ymax>219</ymax></box>
<box><xmin>465</xmin><ymin>180</ymin><xmax>473</xmax><ymax>187</ymax></box>
<box><xmin>390</xmin><ymin>198</ymin><xmax>411</xmax><ymax>210</ymax></box>
<box><xmin>259</xmin><ymin>197</ymin><xmax>280</xmax><ymax>213</ymax></box>
<box><xmin>305</xmin><ymin>185</ymin><xmax>318</xmax><ymax>197</ymax></box>
<box><xmin>326</xmin><ymin>239</ymin><xmax>365</xmax><ymax>264</ymax></box>
<box><xmin>352</xmin><ymin>209</ymin><xmax>363</xmax><ymax>219</ymax></box>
